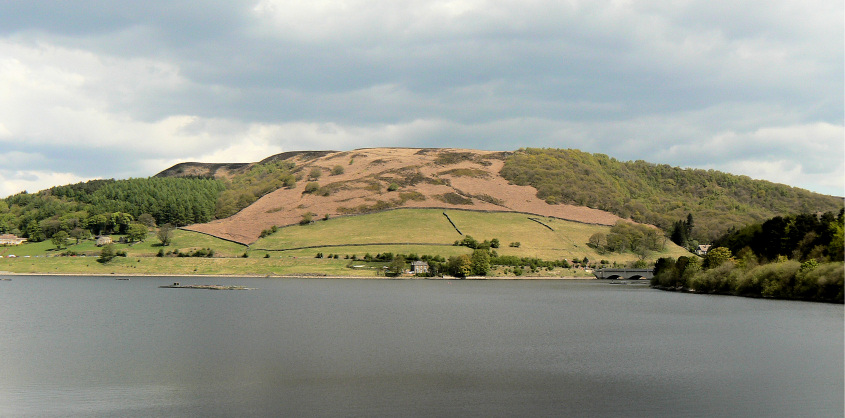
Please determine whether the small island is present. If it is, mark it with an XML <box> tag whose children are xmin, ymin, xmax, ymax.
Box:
<box><xmin>159</xmin><ymin>282</ymin><xmax>252</xmax><ymax>290</ymax></box>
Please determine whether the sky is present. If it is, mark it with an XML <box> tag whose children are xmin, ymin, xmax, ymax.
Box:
<box><xmin>0</xmin><ymin>0</ymin><xmax>842</xmax><ymax>198</ymax></box>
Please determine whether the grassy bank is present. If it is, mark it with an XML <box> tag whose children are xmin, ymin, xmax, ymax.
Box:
<box><xmin>0</xmin><ymin>255</ymin><xmax>376</xmax><ymax>277</ymax></box>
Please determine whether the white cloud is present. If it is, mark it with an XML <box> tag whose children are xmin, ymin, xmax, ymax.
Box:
<box><xmin>716</xmin><ymin>159</ymin><xmax>844</xmax><ymax>197</ymax></box>
<box><xmin>0</xmin><ymin>170</ymin><xmax>91</xmax><ymax>198</ymax></box>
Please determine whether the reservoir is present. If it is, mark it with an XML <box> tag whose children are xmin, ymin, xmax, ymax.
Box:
<box><xmin>1</xmin><ymin>276</ymin><xmax>842</xmax><ymax>417</ymax></box>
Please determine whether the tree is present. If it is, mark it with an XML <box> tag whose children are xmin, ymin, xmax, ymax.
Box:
<box><xmin>448</xmin><ymin>254</ymin><xmax>473</xmax><ymax>278</ymax></box>
<box><xmin>686</xmin><ymin>213</ymin><xmax>694</xmax><ymax>237</ymax></box>
<box><xmin>157</xmin><ymin>223</ymin><xmax>175</xmax><ymax>246</ymax></box>
<box><xmin>137</xmin><ymin>213</ymin><xmax>156</xmax><ymax>228</ymax></box>
<box><xmin>69</xmin><ymin>227</ymin><xmax>90</xmax><ymax>244</ymax></box>
<box><xmin>87</xmin><ymin>214</ymin><xmax>109</xmax><ymax>235</ymax></box>
<box><xmin>470</xmin><ymin>249</ymin><xmax>491</xmax><ymax>276</ymax></box>
<box><xmin>588</xmin><ymin>233</ymin><xmax>607</xmax><ymax>252</ymax></box>
<box><xmin>25</xmin><ymin>220</ymin><xmax>44</xmax><ymax>242</ymax></box>
<box><xmin>387</xmin><ymin>255</ymin><xmax>406</xmax><ymax>276</ymax></box>
<box><xmin>126</xmin><ymin>223</ymin><xmax>148</xmax><ymax>243</ymax></box>
<box><xmin>97</xmin><ymin>244</ymin><xmax>116</xmax><ymax>263</ymax></box>
<box><xmin>51</xmin><ymin>230</ymin><xmax>69</xmax><ymax>250</ymax></box>
<box><xmin>112</xmin><ymin>212</ymin><xmax>134</xmax><ymax>234</ymax></box>
<box><xmin>704</xmin><ymin>247</ymin><xmax>733</xmax><ymax>269</ymax></box>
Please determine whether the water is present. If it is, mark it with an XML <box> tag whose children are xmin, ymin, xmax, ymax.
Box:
<box><xmin>0</xmin><ymin>276</ymin><xmax>842</xmax><ymax>417</ymax></box>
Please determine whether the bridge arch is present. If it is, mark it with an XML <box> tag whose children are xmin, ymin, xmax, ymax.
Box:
<box><xmin>593</xmin><ymin>268</ymin><xmax>654</xmax><ymax>280</ymax></box>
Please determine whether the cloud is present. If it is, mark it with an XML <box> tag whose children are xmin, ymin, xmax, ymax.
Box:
<box><xmin>0</xmin><ymin>0</ymin><xmax>841</xmax><ymax>198</ymax></box>
<box><xmin>0</xmin><ymin>169</ymin><xmax>90</xmax><ymax>198</ymax></box>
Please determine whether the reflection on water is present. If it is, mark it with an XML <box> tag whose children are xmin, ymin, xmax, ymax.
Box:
<box><xmin>0</xmin><ymin>276</ymin><xmax>842</xmax><ymax>417</ymax></box>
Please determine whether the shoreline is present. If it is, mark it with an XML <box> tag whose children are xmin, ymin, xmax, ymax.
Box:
<box><xmin>0</xmin><ymin>271</ymin><xmax>594</xmax><ymax>280</ymax></box>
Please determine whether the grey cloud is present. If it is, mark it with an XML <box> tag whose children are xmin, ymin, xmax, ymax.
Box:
<box><xmin>0</xmin><ymin>0</ymin><xmax>841</xmax><ymax>196</ymax></box>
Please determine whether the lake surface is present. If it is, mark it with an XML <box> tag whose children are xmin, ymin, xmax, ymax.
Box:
<box><xmin>0</xmin><ymin>276</ymin><xmax>842</xmax><ymax>417</ymax></box>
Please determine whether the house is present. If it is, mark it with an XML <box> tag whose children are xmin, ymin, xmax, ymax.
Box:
<box><xmin>95</xmin><ymin>236</ymin><xmax>113</xmax><ymax>246</ymax></box>
<box><xmin>0</xmin><ymin>234</ymin><xmax>26</xmax><ymax>246</ymax></box>
<box><xmin>696</xmin><ymin>245</ymin><xmax>712</xmax><ymax>256</ymax></box>
<box><xmin>411</xmin><ymin>260</ymin><xmax>429</xmax><ymax>275</ymax></box>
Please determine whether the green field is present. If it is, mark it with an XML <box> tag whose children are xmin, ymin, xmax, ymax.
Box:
<box><xmin>253</xmin><ymin>208</ymin><xmax>690</xmax><ymax>262</ymax></box>
<box><xmin>0</xmin><ymin>255</ymin><xmax>376</xmax><ymax>277</ymax></box>
<box><xmin>0</xmin><ymin>209</ymin><xmax>691</xmax><ymax>276</ymax></box>
<box><xmin>0</xmin><ymin>229</ymin><xmax>247</xmax><ymax>258</ymax></box>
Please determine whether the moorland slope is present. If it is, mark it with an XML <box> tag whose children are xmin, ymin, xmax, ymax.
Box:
<box><xmin>179</xmin><ymin>148</ymin><xmax>622</xmax><ymax>245</ymax></box>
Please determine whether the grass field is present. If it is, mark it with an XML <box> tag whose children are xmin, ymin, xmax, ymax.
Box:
<box><xmin>253</xmin><ymin>208</ymin><xmax>690</xmax><ymax>262</ymax></box>
<box><xmin>0</xmin><ymin>255</ymin><xmax>375</xmax><ymax>277</ymax></box>
<box><xmin>0</xmin><ymin>229</ymin><xmax>248</xmax><ymax>258</ymax></box>
<box><xmin>0</xmin><ymin>209</ymin><xmax>691</xmax><ymax>276</ymax></box>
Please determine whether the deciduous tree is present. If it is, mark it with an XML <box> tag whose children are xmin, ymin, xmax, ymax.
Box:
<box><xmin>126</xmin><ymin>223</ymin><xmax>149</xmax><ymax>243</ymax></box>
<box><xmin>157</xmin><ymin>223</ymin><xmax>175</xmax><ymax>246</ymax></box>
<box><xmin>51</xmin><ymin>230</ymin><xmax>69</xmax><ymax>249</ymax></box>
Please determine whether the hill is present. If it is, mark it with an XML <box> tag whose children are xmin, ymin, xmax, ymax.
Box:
<box><xmin>153</xmin><ymin>151</ymin><xmax>336</xmax><ymax>179</ymax></box>
<box><xmin>2</xmin><ymin>147</ymin><xmax>840</xmax><ymax>253</ymax></box>
<box><xmin>175</xmin><ymin>147</ymin><xmax>841</xmax><ymax>246</ymax></box>
<box><xmin>180</xmin><ymin>148</ymin><xmax>622</xmax><ymax>244</ymax></box>
<box><xmin>500</xmin><ymin>148</ymin><xmax>844</xmax><ymax>242</ymax></box>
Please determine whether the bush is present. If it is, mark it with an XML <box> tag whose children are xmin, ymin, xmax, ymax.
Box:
<box><xmin>309</xmin><ymin>167</ymin><xmax>322</xmax><ymax>179</ymax></box>
<box><xmin>259</xmin><ymin>225</ymin><xmax>279</xmax><ymax>238</ymax></box>
<box><xmin>438</xmin><ymin>192</ymin><xmax>473</xmax><ymax>205</ymax></box>
<box><xmin>304</xmin><ymin>182</ymin><xmax>320</xmax><ymax>194</ymax></box>
<box><xmin>331</xmin><ymin>165</ymin><xmax>345</xmax><ymax>175</ymax></box>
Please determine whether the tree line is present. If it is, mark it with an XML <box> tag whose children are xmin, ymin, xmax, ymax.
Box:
<box><xmin>0</xmin><ymin>177</ymin><xmax>224</xmax><ymax>241</ymax></box>
<box><xmin>652</xmin><ymin>210</ymin><xmax>844</xmax><ymax>303</ymax></box>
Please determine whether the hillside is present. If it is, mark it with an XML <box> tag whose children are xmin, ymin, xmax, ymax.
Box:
<box><xmin>154</xmin><ymin>151</ymin><xmax>336</xmax><ymax>179</ymax></box>
<box><xmin>3</xmin><ymin>147</ymin><xmax>840</xmax><ymax>253</ymax></box>
<box><xmin>175</xmin><ymin>147</ymin><xmax>842</xmax><ymax>246</ymax></box>
<box><xmin>500</xmin><ymin>148</ymin><xmax>844</xmax><ymax>242</ymax></box>
<box><xmin>180</xmin><ymin>148</ymin><xmax>622</xmax><ymax>245</ymax></box>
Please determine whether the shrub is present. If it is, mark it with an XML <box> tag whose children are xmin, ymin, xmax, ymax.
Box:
<box><xmin>438</xmin><ymin>192</ymin><xmax>473</xmax><ymax>205</ymax></box>
<box><xmin>309</xmin><ymin>167</ymin><xmax>322</xmax><ymax>179</ymax></box>
<box><xmin>300</xmin><ymin>212</ymin><xmax>313</xmax><ymax>225</ymax></box>
<box><xmin>304</xmin><ymin>182</ymin><xmax>320</xmax><ymax>194</ymax></box>
<box><xmin>331</xmin><ymin>165</ymin><xmax>345</xmax><ymax>175</ymax></box>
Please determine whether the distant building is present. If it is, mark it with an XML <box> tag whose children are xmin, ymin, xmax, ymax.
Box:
<box><xmin>696</xmin><ymin>245</ymin><xmax>712</xmax><ymax>256</ymax></box>
<box><xmin>411</xmin><ymin>260</ymin><xmax>429</xmax><ymax>275</ymax></box>
<box><xmin>0</xmin><ymin>234</ymin><xmax>26</xmax><ymax>246</ymax></box>
<box><xmin>95</xmin><ymin>236</ymin><xmax>113</xmax><ymax>247</ymax></box>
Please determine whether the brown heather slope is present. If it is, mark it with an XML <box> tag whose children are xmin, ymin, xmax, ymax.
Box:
<box><xmin>182</xmin><ymin>148</ymin><xmax>622</xmax><ymax>245</ymax></box>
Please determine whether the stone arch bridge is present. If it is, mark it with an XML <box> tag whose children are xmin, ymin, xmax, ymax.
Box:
<box><xmin>593</xmin><ymin>268</ymin><xmax>653</xmax><ymax>280</ymax></box>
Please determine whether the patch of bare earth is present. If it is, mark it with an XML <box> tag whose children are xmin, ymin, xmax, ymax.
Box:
<box><xmin>183</xmin><ymin>148</ymin><xmax>622</xmax><ymax>245</ymax></box>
